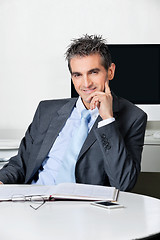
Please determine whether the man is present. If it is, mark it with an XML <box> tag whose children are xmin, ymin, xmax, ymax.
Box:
<box><xmin>0</xmin><ymin>34</ymin><xmax>147</xmax><ymax>191</ymax></box>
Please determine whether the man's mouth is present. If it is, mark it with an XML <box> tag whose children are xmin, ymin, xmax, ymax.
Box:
<box><xmin>82</xmin><ymin>88</ymin><xmax>96</xmax><ymax>94</ymax></box>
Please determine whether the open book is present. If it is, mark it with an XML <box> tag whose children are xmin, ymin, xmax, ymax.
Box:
<box><xmin>0</xmin><ymin>183</ymin><xmax>119</xmax><ymax>202</ymax></box>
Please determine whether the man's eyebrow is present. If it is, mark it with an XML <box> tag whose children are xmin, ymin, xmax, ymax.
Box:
<box><xmin>71</xmin><ymin>71</ymin><xmax>81</xmax><ymax>76</ymax></box>
<box><xmin>71</xmin><ymin>68</ymin><xmax>100</xmax><ymax>76</ymax></box>
<box><xmin>88</xmin><ymin>68</ymin><xmax>100</xmax><ymax>73</ymax></box>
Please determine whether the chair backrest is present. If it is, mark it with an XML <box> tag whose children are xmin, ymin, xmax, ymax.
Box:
<box><xmin>132</xmin><ymin>172</ymin><xmax>160</xmax><ymax>199</ymax></box>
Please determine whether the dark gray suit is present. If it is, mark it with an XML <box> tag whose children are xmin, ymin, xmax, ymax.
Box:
<box><xmin>0</xmin><ymin>93</ymin><xmax>147</xmax><ymax>191</ymax></box>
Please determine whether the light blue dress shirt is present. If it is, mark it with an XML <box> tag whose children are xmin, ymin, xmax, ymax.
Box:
<box><xmin>32</xmin><ymin>97</ymin><xmax>115</xmax><ymax>185</ymax></box>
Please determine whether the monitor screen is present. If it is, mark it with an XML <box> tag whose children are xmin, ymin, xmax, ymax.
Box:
<box><xmin>71</xmin><ymin>44</ymin><xmax>160</xmax><ymax>104</ymax></box>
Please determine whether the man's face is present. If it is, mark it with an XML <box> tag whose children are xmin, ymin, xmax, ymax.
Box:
<box><xmin>70</xmin><ymin>53</ymin><xmax>110</xmax><ymax>109</ymax></box>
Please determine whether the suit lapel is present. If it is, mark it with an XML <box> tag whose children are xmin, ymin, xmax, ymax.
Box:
<box><xmin>36</xmin><ymin>98</ymin><xmax>77</xmax><ymax>161</ymax></box>
<box><xmin>25</xmin><ymin>98</ymin><xmax>77</xmax><ymax>182</ymax></box>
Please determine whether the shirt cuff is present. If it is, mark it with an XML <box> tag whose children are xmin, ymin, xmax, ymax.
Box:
<box><xmin>98</xmin><ymin>117</ymin><xmax>115</xmax><ymax>128</ymax></box>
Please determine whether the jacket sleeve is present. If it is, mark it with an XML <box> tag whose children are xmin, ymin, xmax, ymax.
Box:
<box><xmin>94</xmin><ymin>111</ymin><xmax>147</xmax><ymax>191</ymax></box>
<box><xmin>0</xmin><ymin>103</ymin><xmax>41</xmax><ymax>184</ymax></box>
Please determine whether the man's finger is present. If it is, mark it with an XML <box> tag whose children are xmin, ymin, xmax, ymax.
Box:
<box><xmin>105</xmin><ymin>81</ymin><xmax>111</xmax><ymax>95</ymax></box>
<box><xmin>86</xmin><ymin>91</ymin><xmax>99</xmax><ymax>103</ymax></box>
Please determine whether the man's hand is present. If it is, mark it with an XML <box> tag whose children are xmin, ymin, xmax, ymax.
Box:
<box><xmin>86</xmin><ymin>82</ymin><xmax>113</xmax><ymax>120</ymax></box>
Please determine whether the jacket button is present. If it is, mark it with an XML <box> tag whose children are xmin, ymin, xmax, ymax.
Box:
<box><xmin>107</xmin><ymin>145</ymin><xmax>111</xmax><ymax>150</ymax></box>
<box><xmin>102</xmin><ymin>134</ymin><xmax>106</xmax><ymax>139</ymax></box>
<box><xmin>104</xmin><ymin>142</ymin><xmax>111</xmax><ymax>150</ymax></box>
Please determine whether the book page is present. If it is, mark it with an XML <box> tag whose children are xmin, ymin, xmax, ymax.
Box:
<box><xmin>53</xmin><ymin>183</ymin><xmax>118</xmax><ymax>201</ymax></box>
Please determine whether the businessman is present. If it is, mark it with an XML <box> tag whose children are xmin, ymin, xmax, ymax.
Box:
<box><xmin>0</xmin><ymin>34</ymin><xmax>147</xmax><ymax>191</ymax></box>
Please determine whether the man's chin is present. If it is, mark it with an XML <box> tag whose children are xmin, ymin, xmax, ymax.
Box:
<box><xmin>80</xmin><ymin>92</ymin><xmax>93</xmax><ymax>103</ymax></box>
<box><xmin>80</xmin><ymin>95</ymin><xmax>91</xmax><ymax>104</ymax></box>
<box><xmin>83</xmin><ymin>98</ymin><xmax>91</xmax><ymax>103</ymax></box>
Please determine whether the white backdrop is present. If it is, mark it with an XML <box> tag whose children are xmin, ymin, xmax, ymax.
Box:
<box><xmin>0</xmin><ymin>0</ymin><xmax>160</xmax><ymax>139</ymax></box>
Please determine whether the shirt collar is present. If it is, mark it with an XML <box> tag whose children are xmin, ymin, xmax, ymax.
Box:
<box><xmin>76</xmin><ymin>97</ymin><xmax>99</xmax><ymax>120</ymax></box>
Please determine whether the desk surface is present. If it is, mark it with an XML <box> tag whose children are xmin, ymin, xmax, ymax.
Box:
<box><xmin>0</xmin><ymin>191</ymin><xmax>160</xmax><ymax>240</ymax></box>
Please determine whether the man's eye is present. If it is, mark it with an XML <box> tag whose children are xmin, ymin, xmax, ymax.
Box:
<box><xmin>90</xmin><ymin>69</ymin><xmax>99</xmax><ymax>74</ymax></box>
<box><xmin>73</xmin><ymin>73</ymin><xmax>80</xmax><ymax>78</ymax></box>
<box><xmin>91</xmin><ymin>70</ymin><xmax>98</xmax><ymax>74</ymax></box>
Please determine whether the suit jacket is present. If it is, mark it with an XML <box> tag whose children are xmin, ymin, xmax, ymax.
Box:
<box><xmin>0</xmin><ymin>93</ymin><xmax>147</xmax><ymax>191</ymax></box>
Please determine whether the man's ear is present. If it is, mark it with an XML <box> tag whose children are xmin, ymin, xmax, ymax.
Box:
<box><xmin>108</xmin><ymin>63</ymin><xmax>116</xmax><ymax>81</ymax></box>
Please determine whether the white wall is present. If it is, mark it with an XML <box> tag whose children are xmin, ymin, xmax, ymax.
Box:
<box><xmin>0</xmin><ymin>0</ymin><xmax>160</xmax><ymax>139</ymax></box>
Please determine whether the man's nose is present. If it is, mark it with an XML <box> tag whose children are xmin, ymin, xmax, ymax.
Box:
<box><xmin>83</xmin><ymin>75</ymin><xmax>92</xmax><ymax>88</ymax></box>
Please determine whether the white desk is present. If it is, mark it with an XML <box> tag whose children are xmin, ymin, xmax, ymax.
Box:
<box><xmin>0</xmin><ymin>191</ymin><xmax>159</xmax><ymax>240</ymax></box>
